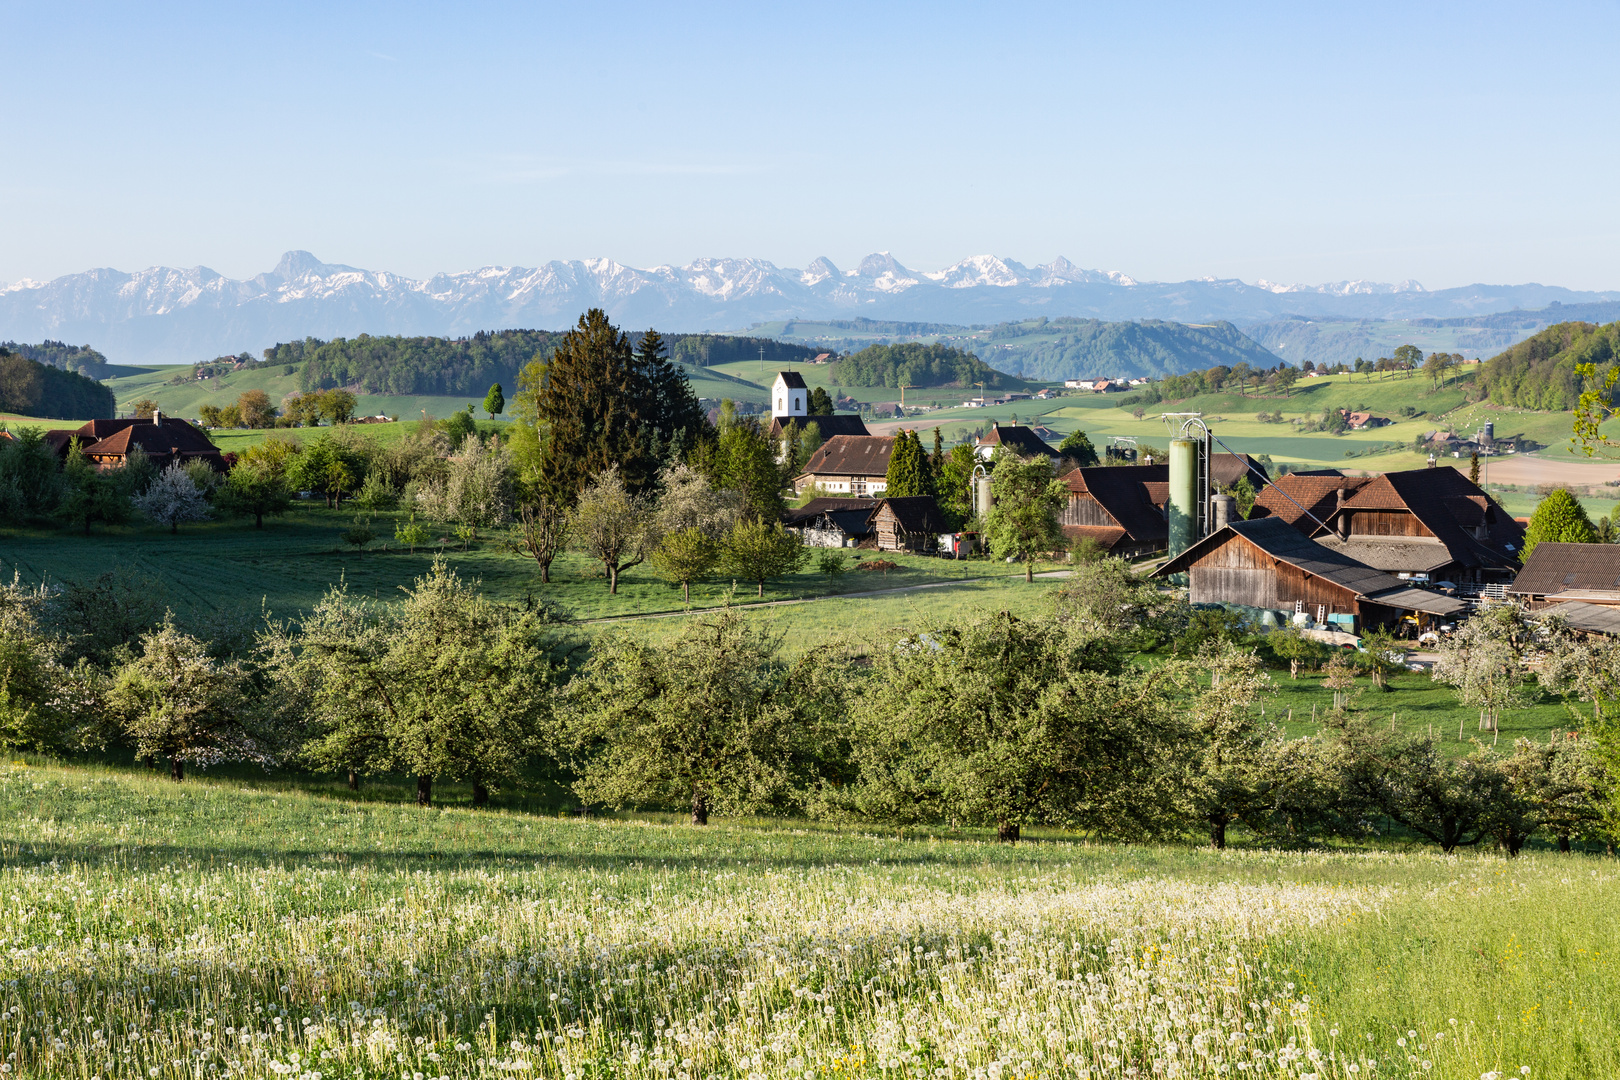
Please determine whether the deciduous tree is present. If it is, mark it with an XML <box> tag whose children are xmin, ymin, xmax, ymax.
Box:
<box><xmin>985</xmin><ymin>451</ymin><xmax>1065</xmax><ymax>581</ymax></box>
<box><xmin>720</xmin><ymin>517</ymin><xmax>805</xmax><ymax>597</ymax></box>
<box><xmin>569</xmin><ymin>466</ymin><xmax>656</xmax><ymax>594</ymax></box>
<box><xmin>1523</xmin><ymin>488</ymin><xmax>1598</xmax><ymax>558</ymax></box>
<box><xmin>132</xmin><ymin>462</ymin><xmax>211</xmax><ymax>534</ymax></box>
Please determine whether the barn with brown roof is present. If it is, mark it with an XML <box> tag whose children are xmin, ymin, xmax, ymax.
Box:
<box><xmin>45</xmin><ymin>412</ymin><xmax>226</xmax><ymax>472</ymax></box>
<box><xmin>1250</xmin><ymin>471</ymin><xmax>1377</xmax><ymax>534</ymax></box>
<box><xmin>973</xmin><ymin>422</ymin><xmax>1057</xmax><ymax>461</ymax></box>
<box><xmin>1056</xmin><ymin>454</ymin><xmax>1272</xmax><ymax>558</ymax></box>
<box><xmin>871</xmin><ymin>496</ymin><xmax>950</xmax><ymax>553</ymax></box>
<box><xmin>1154</xmin><ymin>517</ymin><xmax>1467</xmax><ymax>631</ymax></box>
<box><xmin>1305</xmin><ymin>467</ymin><xmax>1524</xmax><ymax>582</ymax></box>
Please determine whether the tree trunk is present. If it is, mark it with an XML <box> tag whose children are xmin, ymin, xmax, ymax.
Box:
<box><xmin>540</xmin><ymin>559</ymin><xmax>551</xmax><ymax>584</ymax></box>
<box><xmin>347</xmin><ymin>769</ymin><xmax>359</xmax><ymax>792</ymax></box>
<box><xmin>255</xmin><ymin>511</ymin><xmax>264</xmax><ymax>528</ymax></box>
<box><xmin>1290</xmin><ymin>659</ymin><xmax>1299</xmax><ymax>679</ymax></box>
<box><xmin>170</xmin><ymin>757</ymin><xmax>184</xmax><ymax>782</ymax></box>
<box><xmin>682</xmin><ymin>581</ymin><xmax>690</xmax><ymax>603</ymax></box>
<box><xmin>1024</xmin><ymin>562</ymin><xmax>1033</xmax><ymax>583</ymax></box>
<box><xmin>757</xmin><ymin>579</ymin><xmax>764</xmax><ymax>598</ymax></box>
<box><xmin>997</xmin><ymin>821</ymin><xmax>1020</xmax><ymax>843</ymax></box>
<box><xmin>143</xmin><ymin>754</ymin><xmax>155</xmax><ymax>771</ymax></box>
<box><xmin>691</xmin><ymin>793</ymin><xmax>709</xmax><ymax>826</ymax></box>
<box><xmin>472</xmin><ymin>781</ymin><xmax>489</xmax><ymax>806</ymax></box>
<box><xmin>1210</xmin><ymin>818</ymin><xmax>1226</xmax><ymax>850</ymax></box>
<box><xmin>607</xmin><ymin>563</ymin><xmax>619</xmax><ymax>594</ymax></box>
<box><xmin>171</xmin><ymin>520</ymin><xmax>179</xmax><ymax>535</ymax></box>
<box><xmin>1559</xmin><ymin>832</ymin><xmax>1571</xmax><ymax>853</ymax></box>
<box><xmin>416</xmin><ymin>775</ymin><xmax>432</xmax><ymax>807</ymax></box>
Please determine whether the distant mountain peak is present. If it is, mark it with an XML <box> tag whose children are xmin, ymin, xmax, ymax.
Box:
<box><xmin>2</xmin><ymin>251</ymin><xmax>1614</xmax><ymax>365</ymax></box>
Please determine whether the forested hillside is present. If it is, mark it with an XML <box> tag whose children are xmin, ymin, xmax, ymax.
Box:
<box><xmin>830</xmin><ymin>342</ymin><xmax>1019</xmax><ymax>389</ymax></box>
<box><xmin>667</xmin><ymin>334</ymin><xmax>822</xmax><ymax>368</ymax></box>
<box><xmin>0</xmin><ymin>339</ymin><xmax>120</xmax><ymax>380</ymax></box>
<box><xmin>982</xmin><ymin>318</ymin><xmax>1278</xmax><ymax>381</ymax></box>
<box><xmin>0</xmin><ymin>347</ymin><xmax>116</xmax><ymax>418</ymax></box>
<box><xmin>266</xmin><ymin>329</ymin><xmax>820</xmax><ymax>396</ymax></box>
<box><xmin>1480</xmin><ymin>320</ymin><xmax>1620</xmax><ymax>410</ymax></box>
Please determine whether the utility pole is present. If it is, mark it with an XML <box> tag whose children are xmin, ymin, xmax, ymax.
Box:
<box><xmin>759</xmin><ymin>344</ymin><xmax>764</xmax><ymax>378</ymax></box>
<box><xmin>974</xmin><ymin>381</ymin><xmax>985</xmax><ymax>406</ymax></box>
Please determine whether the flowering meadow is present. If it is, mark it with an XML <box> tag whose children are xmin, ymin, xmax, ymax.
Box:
<box><xmin>2</xmin><ymin>763</ymin><xmax>1617</xmax><ymax>1080</ymax></box>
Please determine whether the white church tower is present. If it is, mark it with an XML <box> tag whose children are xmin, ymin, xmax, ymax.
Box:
<box><xmin>772</xmin><ymin>371</ymin><xmax>808</xmax><ymax>420</ymax></box>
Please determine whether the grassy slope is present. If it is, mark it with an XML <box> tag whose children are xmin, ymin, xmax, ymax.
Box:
<box><xmin>102</xmin><ymin>365</ymin><xmax>509</xmax><ymax>424</ymax></box>
<box><xmin>0</xmin><ymin>503</ymin><xmax>1060</xmax><ymax>624</ymax></box>
<box><xmin>3</xmin><ymin>761</ymin><xmax>1618</xmax><ymax>1079</ymax></box>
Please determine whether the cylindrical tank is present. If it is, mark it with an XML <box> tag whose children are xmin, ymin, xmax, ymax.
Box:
<box><xmin>1482</xmin><ymin>421</ymin><xmax>1494</xmax><ymax>443</ymax></box>
<box><xmin>1211</xmin><ymin>492</ymin><xmax>1236</xmax><ymax>532</ymax></box>
<box><xmin>1168</xmin><ymin>438</ymin><xmax>1200</xmax><ymax>559</ymax></box>
<box><xmin>974</xmin><ymin>475</ymin><xmax>993</xmax><ymax>521</ymax></box>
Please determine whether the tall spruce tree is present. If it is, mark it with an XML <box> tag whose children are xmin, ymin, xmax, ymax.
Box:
<box><xmin>526</xmin><ymin>311</ymin><xmax>707</xmax><ymax>505</ymax></box>
<box><xmin>884</xmin><ymin>430</ymin><xmax>933</xmax><ymax>499</ymax></box>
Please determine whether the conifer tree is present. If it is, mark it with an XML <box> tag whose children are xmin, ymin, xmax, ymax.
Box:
<box><xmin>524</xmin><ymin>311</ymin><xmax>706</xmax><ymax>506</ymax></box>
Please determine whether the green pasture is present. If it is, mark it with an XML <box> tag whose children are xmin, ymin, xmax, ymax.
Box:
<box><xmin>2</xmin><ymin>761</ymin><xmax>1619</xmax><ymax>1079</ymax></box>
<box><xmin>0</xmin><ymin>503</ymin><xmax>1058</xmax><ymax>625</ymax></box>
<box><xmin>101</xmin><ymin>364</ymin><xmax>504</xmax><ymax>424</ymax></box>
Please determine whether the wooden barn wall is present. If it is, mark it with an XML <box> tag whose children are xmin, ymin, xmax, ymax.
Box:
<box><xmin>1062</xmin><ymin>495</ymin><xmax>1119</xmax><ymax>528</ymax></box>
<box><xmin>1342</xmin><ymin>510</ymin><xmax>1431</xmax><ymax>538</ymax></box>
<box><xmin>1188</xmin><ymin>536</ymin><xmax>1362</xmax><ymax>615</ymax></box>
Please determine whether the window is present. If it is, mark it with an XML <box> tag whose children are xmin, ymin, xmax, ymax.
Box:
<box><xmin>777</xmin><ymin>398</ymin><xmax>783</xmax><ymax>411</ymax></box>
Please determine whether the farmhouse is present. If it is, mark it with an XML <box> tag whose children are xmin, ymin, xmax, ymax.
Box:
<box><xmin>792</xmin><ymin>435</ymin><xmax>893</xmax><ymax>496</ymax></box>
<box><xmin>44</xmin><ymin>412</ymin><xmax>225</xmax><ymax>471</ymax></box>
<box><xmin>1340</xmin><ymin>410</ymin><xmax>1390</xmax><ymax>430</ymax></box>
<box><xmin>973</xmin><ymin>421</ymin><xmax>1058</xmax><ymax>462</ymax></box>
<box><xmin>782</xmin><ymin>498</ymin><xmax>878</xmax><ymax>548</ymax></box>
<box><xmin>1154</xmin><ymin>517</ymin><xmax>1467</xmax><ymax>632</ymax></box>
<box><xmin>1305</xmin><ymin>468</ymin><xmax>1524</xmax><ymax>583</ymax></box>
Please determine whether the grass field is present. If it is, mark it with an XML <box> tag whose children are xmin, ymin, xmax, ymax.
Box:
<box><xmin>2</xmin><ymin>760</ymin><xmax>1617</xmax><ymax>1079</ymax></box>
<box><xmin>0</xmin><ymin>503</ymin><xmax>1064</xmax><ymax>625</ymax></box>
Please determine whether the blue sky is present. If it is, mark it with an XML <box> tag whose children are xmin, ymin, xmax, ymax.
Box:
<box><xmin>2</xmin><ymin>1</ymin><xmax>1617</xmax><ymax>289</ymax></box>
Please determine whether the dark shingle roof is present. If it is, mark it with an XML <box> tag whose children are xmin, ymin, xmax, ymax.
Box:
<box><xmin>776</xmin><ymin>371</ymin><xmax>808</xmax><ymax>390</ymax></box>
<box><xmin>798</xmin><ymin>435</ymin><xmax>894</xmax><ymax>478</ymax></box>
<box><xmin>1510</xmin><ymin>542</ymin><xmax>1620</xmax><ymax>598</ymax></box>
<box><xmin>1065</xmin><ymin>465</ymin><xmax>1170</xmax><ymax>545</ymax></box>
<box><xmin>1155</xmin><ymin>517</ymin><xmax>1468</xmax><ymax>615</ymax></box>
<box><xmin>1312</xmin><ymin>468</ymin><xmax>1524</xmax><ymax>570</ymax></box>
<box><xmin>1157</xmin><ymin>517</ymin><xmax>1399</xmax><ymax>593</ymax></box>
<box><xmin>783</xmin><ymin>497</ymin><xmax>880</xmax><ymax>527</ymax></box>
<box><xmin>62</xmin><ymin>417</ymin><xmax>224</xmax><ymax>465</ymax></box>
<box><xmin>768</xmin><ymin>414</ymin><xmax>870</xmax><ymax>439</ymax></box>
<box><xmin>978</xmin><ymin>423</ymin><xmax>1056</xmax><ymax>458</ymax></box>
<box><xmin>876</xmin><ymin>496</ymin><xmax>949</xmax><ymax>534</ymax></box>
<box><xmin>1251</xmin><ymin>474</ymin><xmax>1375</xmax><ymax>532</ymax></box>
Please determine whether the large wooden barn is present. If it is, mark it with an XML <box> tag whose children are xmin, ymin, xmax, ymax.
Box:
<box><xmin>1154</xmin><ymin>517</ymin><xmax>1466</xmax><ymax>631</ymax></box>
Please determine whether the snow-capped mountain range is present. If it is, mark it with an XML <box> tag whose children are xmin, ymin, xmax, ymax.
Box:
<box><xmin>2</xmin><ymin>250</ymin><xmax>1614</xmax><ymax>365</ymax></box>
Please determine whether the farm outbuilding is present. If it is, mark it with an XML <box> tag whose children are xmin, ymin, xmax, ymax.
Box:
<box><xmin>1153</xmin><ymin>517</ymin><xmax>1467</xmax><ymax>633</ymax></box>
<box><xmin>872</xmin><ymin>496</ymin><xmax>949</xmax><ymax>553</ymax></box>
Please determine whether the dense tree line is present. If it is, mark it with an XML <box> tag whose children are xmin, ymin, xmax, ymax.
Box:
<box><xmin>1479</xmin><ymin>320</ymin><xmax>1620</xmax><ymax>411</ymax></box>
<box><xmin>0</xmin><ymin>348</ymin><xmax>116</xmax><ymax>419</ymax></box>
<box><xmin>267</xmin><ymin>330</ymin><xmax>566</xmax><ymax>396</ymax></box>
<box><xmin>665</xmin><ymin>334</ymin><xmax>821</xmax><ymax>368</ymax></box>
<box><xmin>0</xmin><ymin>339</ymin><xmax>117</xmax><ymax>380</ymax></box>
<box><xmin>830</xmin><ymin>342</ymin><xmax>1017</xmax><ymax>389</ymax></box>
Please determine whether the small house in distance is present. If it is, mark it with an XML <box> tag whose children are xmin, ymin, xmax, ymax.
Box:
<box><xmin>44</xmin><ymin>411</ymin><xmax>226</xmax><ymax>471</ymax></box>
<box><xmin>792</xmin><ymin>435</ymin><xmax>894</xmax><ymax>497</ymax></box>
<box><xmin>973</xmin><ymin>421</ymin><xmax>1058</xmax><ymax>462</ymax></box>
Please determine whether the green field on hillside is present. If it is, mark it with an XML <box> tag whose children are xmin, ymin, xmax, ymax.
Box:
<box><xmin>2</xmin><ymin>761</ymin><xmax>1617</xmax><ymax>1080</ymax></box>
<box><xmin>0</xmin><ymin>504</ymin><xmax>1061</xmax><ymax>626</ymax></box>
<box><xmin>702</xmin><ymin>358</ymin><xmax>984</xmax><ymax>407</ymax></box>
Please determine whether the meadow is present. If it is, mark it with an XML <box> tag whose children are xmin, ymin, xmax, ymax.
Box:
<box><xmin>2</xmin><ymin>760</ymin><xmax>1616</xmax><ymax>1080</ymax></box>
<box><xmin>0</xmin><ymin>502</ymin><xmax>1063</xmax><ymax>626</ymax></box>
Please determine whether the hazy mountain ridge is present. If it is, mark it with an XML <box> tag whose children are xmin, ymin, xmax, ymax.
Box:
<box><xmin>2</xmin><ymin>250</ymin><xmax>1617</xmax><ymax>365</ymax></box>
